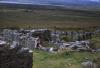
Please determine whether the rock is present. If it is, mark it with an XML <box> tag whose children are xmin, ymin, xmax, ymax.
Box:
<box><xmin>81</xmin><ymin>58</ymin><xmax>97</xmax><ymax>68</ymax></box>
<box><xmin>0</xmin><ymin>44</ymin><xmax>33</xmax><ymax>68</ymax></box>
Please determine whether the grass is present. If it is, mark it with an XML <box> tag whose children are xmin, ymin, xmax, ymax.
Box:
<box><xmin>33</xmin><ymin>50</ymin><xmax>100</xmax><ymax>68</ymax></box>
<box><xmin>0</xmin><ymin>10</ymin><xmax>100</xmax><ymax>29</ymax></box>
<box><xmin>90</xmin><ymin>34</ymin><xmax>100</xmax><ymax>49</ymax></box>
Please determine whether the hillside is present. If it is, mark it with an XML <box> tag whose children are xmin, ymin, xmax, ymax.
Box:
<box><xmin>0</xmin><ymin>9</ymin><xmax>100</xmax><ymax>29</ymax></box>
<box><xmin>33</xmin><ymin>50</ymin><xmax>100</xmax><ymax>68</ymax></box>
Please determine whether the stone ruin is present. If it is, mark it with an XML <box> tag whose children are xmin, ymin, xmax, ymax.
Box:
<box><xmin>0</xmin><ymin>28</ymin><xmax>99</xmax><ymax>53</ymax></box>
<box><xmin>2</xmin><ymin>29</ymin><xmax>51</xmax><ymax>50</ymax></box>
<box><xmin>0</xmin><ymin>40</ymin><xmax>33</xmax><ymax>68</ymax></box>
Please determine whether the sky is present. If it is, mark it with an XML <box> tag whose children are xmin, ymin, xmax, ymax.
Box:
<box><xmin>0</xmin><ymin>0</ymin><xmax>100</xmax><ymax>4</ymax></box>
<box><xmin>0</xmin><ymin>0</ymin><xmax>100</xmax><ymax>7</ymax></box>
<box><xmin>0</xmin><ymin>0</ymin><xmax>100</xmax><ymax>10</ymax></box>
<box><xmin>90</xmin><ymin>0</ymin><xmax>100</xmax><ymax>2</ymax></box>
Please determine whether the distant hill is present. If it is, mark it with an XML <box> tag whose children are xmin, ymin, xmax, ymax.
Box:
<box><xmin>0</xmin><ymin>1</ymin><xmax>100</xmax><ymax>29</ymax></box>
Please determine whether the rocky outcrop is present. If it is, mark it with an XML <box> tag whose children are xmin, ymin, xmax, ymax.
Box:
<box><xmin>0</xmin><ymin>45</ymin><xmax>33</xmax><ymax>68</ymax></box>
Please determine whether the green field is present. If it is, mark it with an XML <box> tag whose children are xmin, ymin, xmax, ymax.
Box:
<box><xmin>0</xmin><ymin>9</ymin><xmax>100</xmax><ymax>29</ymax></box>
<box><xmin>33</xmin><ymin>50</ymin><xmax>100</xmax><ymax>68</ymax></box>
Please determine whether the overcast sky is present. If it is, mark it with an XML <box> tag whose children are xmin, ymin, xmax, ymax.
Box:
<box><xmin>0</xmin><ymin>0</ymin><xmax>100</xmax><ymax>5</ymax></box>
<box><xmin>0</xmin><ymin>0</ymin><xmax>100</xmax><ymax>2</ymax></box>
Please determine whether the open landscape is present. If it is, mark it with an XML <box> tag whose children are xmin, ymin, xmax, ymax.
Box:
<box><xmin>0</xmin><ymin>9</ymin><xmax>100</xmax><ymax>29</ymax></box>
<box><xmin>0</xmin><ymin>1</ymin><xmax>100</xmax><ymax>68</ymax></box>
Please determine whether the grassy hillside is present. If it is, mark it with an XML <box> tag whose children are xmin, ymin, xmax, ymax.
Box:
<box><xmin>33</xmin><ymin>50</ymin><xmax>100</xmax><ymax>68</ymax></box>
<box><xmin>0</xmin><ymin>9</ymin><xmax>100</xmax><ymax>29</ymax></box>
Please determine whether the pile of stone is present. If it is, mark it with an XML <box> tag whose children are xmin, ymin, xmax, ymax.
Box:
<box><xmin>58</xmin><ymin>40</ymin><xmax>90</xmax><ymax>51</ymax></box>
<box><xmin>0</xmin><ymin>42</ymin><xmax>33</xmax><ymax>68</ymax></box>
<box><xmin>81</xmin><ymin>57</ymin><xmax>98</xmax><ymax>68</ymax></box>
<box><xmin>0</xmin><ymin>28</ymin><xmax>99</xmax><ymax>52</ymax></box>
<box><xmin>2</xmin><ymin>29</ymin><xmax>51</xmax><ymax>50</ymax></box>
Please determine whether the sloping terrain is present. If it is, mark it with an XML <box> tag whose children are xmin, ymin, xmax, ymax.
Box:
<box><xmin>33</xmin><ymin>50</ymin><xmax>100</xmax><ymax>68</ymax></box>
<box><xmin>0</xmin><ymin>9</ymin><xmax>100</xmax><ymax>29</ymax></box>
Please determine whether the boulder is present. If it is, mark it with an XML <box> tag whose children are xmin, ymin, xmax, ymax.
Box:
<box><xmin>0</xmin><ymin>44</ymin><xmax>33</xmax><ymax>68</ymax></box>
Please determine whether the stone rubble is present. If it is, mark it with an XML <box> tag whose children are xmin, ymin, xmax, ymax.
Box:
<box><xmin>0</xmin><ymin>28</ymin><xmax>99</xmax><ymax>52</ymax></box>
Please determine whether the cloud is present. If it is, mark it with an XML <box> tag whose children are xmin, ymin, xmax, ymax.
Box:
<box><xmin>89</xmin><ymin>0</ymin><xmax>100</xmax><ymax>2</ymax></box>
<box><xmin>0</xmin><ymin>0</ymin><xmax>100</xmax><ymax>4</ymax></box>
